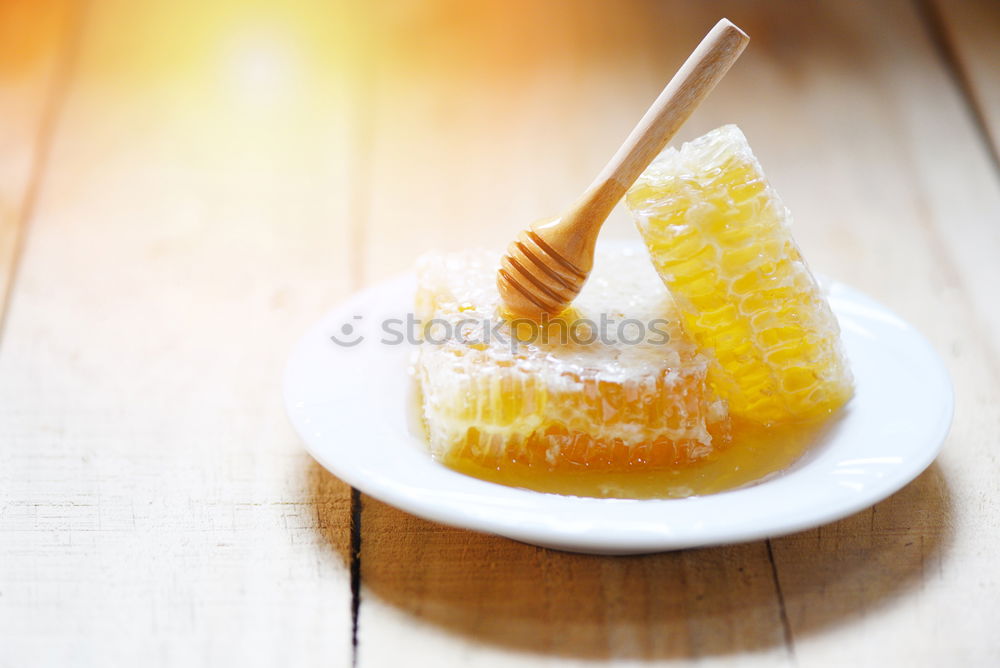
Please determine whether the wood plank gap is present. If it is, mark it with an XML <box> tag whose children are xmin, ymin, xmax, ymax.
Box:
<box><xmin>913</xmin><ymin>0</ymin><xmax>1000</xmax><ymax>176</ymax></box>
<box><xmin>766</xmin><ymin>539</ymin><xmax>797</xmax><ymax>663</ymax></box>
<box><xmin>0</xmin><ymin>0</ymin><xmax>89</xmax><ymax>338</ymax></box>
<box><xmin>350</xmin><ymin>487</ymin><xmax>363</xmax><ymax>667</ymax></box>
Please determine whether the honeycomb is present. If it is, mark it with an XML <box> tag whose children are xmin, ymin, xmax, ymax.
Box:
<box><xmin>415</xmin><ymin>247</ymin><xmax>729</xmax><ymax>472</ymax></box>
<box><xmin>626</xmin><ymin>124</ymin><xmax>853</xmax><ymax>425</ymax></box>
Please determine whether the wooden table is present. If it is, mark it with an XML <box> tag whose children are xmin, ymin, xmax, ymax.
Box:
<box><xmin>2</xmin><ymin>1</ymin><xmax>997</xmax><ymax>665</ymax></box>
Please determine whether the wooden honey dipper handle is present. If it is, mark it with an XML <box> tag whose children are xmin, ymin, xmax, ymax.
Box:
<box><xmin>498</xmin><ymin>19</ymin><xmax>749</xmax><ymax>319</ymax></box>
<box><xmin>569</xmin><ymin>19</ymin><xmax>749</xmax><ymax>234</ymax></box>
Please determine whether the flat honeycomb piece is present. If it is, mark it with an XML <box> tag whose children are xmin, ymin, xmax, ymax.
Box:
<box><xmin>626</xmin><ymin>124</ymin><xmax>853</xmax><ymax>425</ymax></box>
<box><xmin>415</xmin><ymin>247</ymin><xmax>729</xmax><ymax>472</ymax></box>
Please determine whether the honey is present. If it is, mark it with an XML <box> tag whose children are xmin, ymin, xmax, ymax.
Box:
<box><xmin>441</xmin><ymin>416</ymin><xmax>836</xmax><ymax>499</ymax></box>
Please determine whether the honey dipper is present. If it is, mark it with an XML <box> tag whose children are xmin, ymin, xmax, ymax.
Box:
<box><xmin>497</xmin><ymin>18</ymin><xmax>749</xmax><ymax>320</ymax></box>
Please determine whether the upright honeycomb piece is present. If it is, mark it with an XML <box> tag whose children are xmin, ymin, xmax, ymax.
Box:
<box><xmin>626</xmin><ymin>125</ymin><xmax>853</xmax><ymax>425</ymax></box>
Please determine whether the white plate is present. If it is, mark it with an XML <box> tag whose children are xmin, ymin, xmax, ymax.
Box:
<box><xmin>283</xmin><ymin>274</ymin><xmax>953</xmax><ymax>555</ymax></box>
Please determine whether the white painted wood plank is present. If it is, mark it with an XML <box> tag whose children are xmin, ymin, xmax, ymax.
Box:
<box><xmin>356</xmin><ymin>2</ymin><xmax>791</xmax><ymax>665</ymax></box>
<box><xmin>0</xmin><ymin>1</ymin><xmax>361</xmax><ymax>664</ymax></box>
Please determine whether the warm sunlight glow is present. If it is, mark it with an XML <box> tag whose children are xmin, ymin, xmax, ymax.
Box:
<box><xmin>223</xmin><ymin>31</ymin><xmax>299</xmax><ymax>107</ymax></box>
